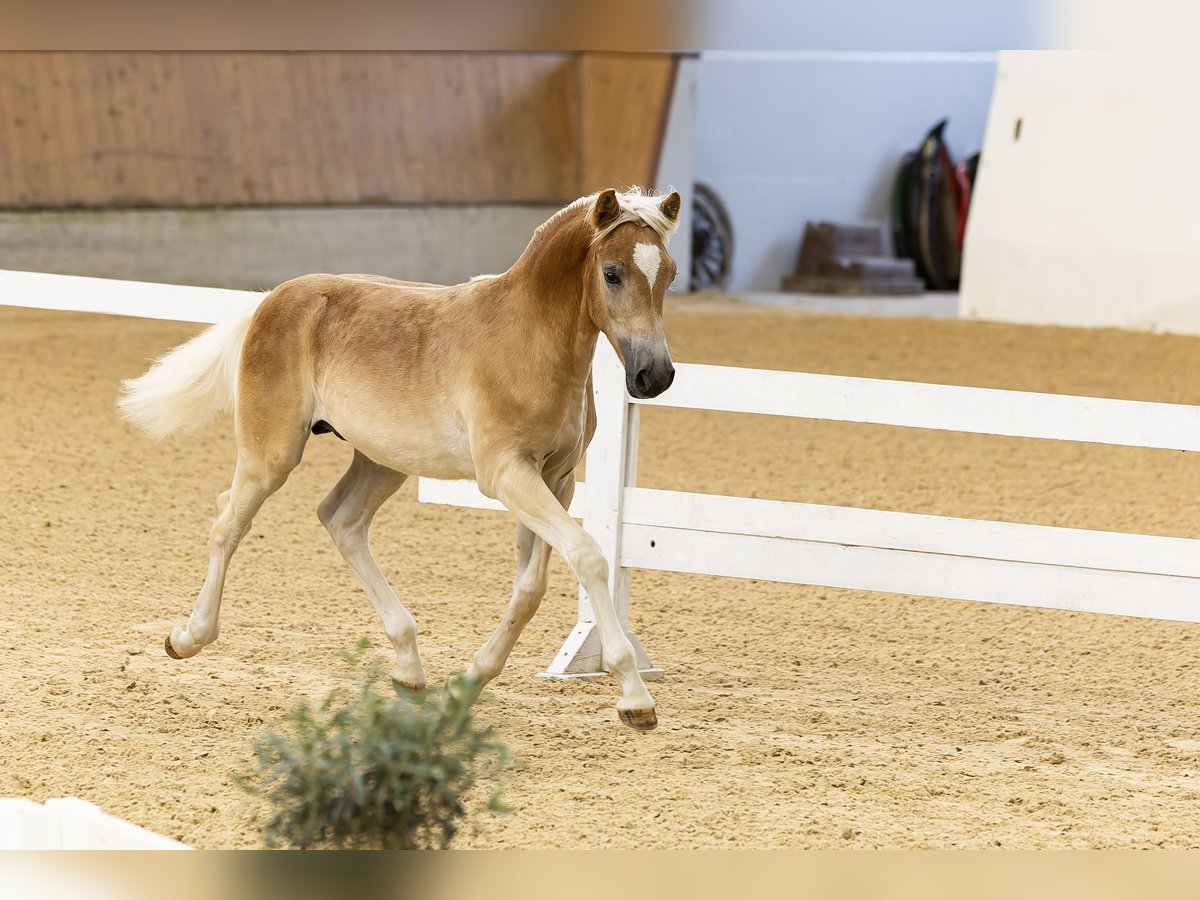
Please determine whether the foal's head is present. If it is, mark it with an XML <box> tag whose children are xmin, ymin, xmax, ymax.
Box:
<box><xmin>585</xmin><ymin>189</ymin><xmax>682</xmax><ymax>399</ymax></box>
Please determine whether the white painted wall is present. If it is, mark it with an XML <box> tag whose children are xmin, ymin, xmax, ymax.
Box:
<box><xmin>1048</xmin><ymin>0</ymin><xmax>1200</xmax><ymax>48</ymax></box>
<box><xmin>655</xmin><ymin>56</ymin><xmax>697</xmax><ymax>290</ymax></box>
<box><xmin>695</xmin><ymin>52</ymin><xmax>998</xmax><ymax>291</ymax></box>
<box><xmin>698</xmin><ymin>0</ymin><xmax>1041</xmax><ymax>52</ymax></box>
<box><xmin>689</xmin><ymin>1</ymin><xmax>1040</xmax><ymax>292</ymax></box>
<box><xmin>961</xmin><ymin>52</ymin><xmax>1200</xmax><ymax>335</ymax></box>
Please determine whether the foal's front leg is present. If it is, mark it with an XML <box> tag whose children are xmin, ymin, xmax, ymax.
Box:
<box><xmin>489</xmin><ymin>460</ymin><xmax>656</xmax><ymax>729</ymax></box>
<box><xmin>467</xmin><ymin>477</ymin><xmax>572</xmax><ymax>684</ymax></box>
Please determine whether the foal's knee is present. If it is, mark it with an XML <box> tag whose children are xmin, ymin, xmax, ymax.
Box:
<box><xmin>572</xmin><ymin>542</ymin><xmax>609</xmax><ymax>587</ymax></box>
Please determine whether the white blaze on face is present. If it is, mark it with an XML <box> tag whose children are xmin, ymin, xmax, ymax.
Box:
<box><xmin>633</xmin><ymin>242</ymin><xmax>662</xmax><ymax>292</ymax></box>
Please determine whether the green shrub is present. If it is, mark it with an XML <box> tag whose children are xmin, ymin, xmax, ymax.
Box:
<box><xmin>240</xmin><ymin>642</ymin><xmax>512</xmax><ymax>849</ymax></box>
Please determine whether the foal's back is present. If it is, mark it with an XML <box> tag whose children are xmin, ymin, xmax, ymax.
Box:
<box><xmin>248</xmin><ymin>272</ymin><xmax>479</xmax><ymax>381</ymax></box>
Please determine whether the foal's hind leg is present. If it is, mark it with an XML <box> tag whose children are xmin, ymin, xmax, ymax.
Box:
<box><xmin>165</xmin><ymin>437</ymin><xmax>306</xmax><ymax>659</ymax></box>
<box><xmin>467</xmin><ymin>477</ymin><xmax>571</xmax><ymax>684</ymax></box>
<box><xmin>166</xmin><ymin>344</ymin><xmax>310</xmax><ymax>660</ymax></box>
<box><xmin>317</xmin><ymin>450</ymin><xmax>425</xmax><ymax>691</ymax></box>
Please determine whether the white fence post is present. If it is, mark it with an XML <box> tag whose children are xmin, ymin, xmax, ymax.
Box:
<box><xmin>539</xmin><ymin>342</ymin><xmax>662</xmax><ymax>680</ymax></box>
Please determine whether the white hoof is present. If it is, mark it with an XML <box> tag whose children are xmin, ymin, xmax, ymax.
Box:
<box><xmin>165</xmin><ymin>627</ymin><xmax>202</xmax><ymax>659</ymax></box>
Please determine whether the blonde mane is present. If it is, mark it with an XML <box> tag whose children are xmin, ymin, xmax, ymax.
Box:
<box><xmin>591</xmin><ymin>187</ymin><xmax>680</xmax><ymax>243</ymax></box>
<box><xmin>537</xmin><ymin>187</ymin><xmax>680</xmax><ymax>246</ymax></box>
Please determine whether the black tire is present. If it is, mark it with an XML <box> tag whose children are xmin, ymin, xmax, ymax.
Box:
<box><xmin>690</xmin><ymin>182</ymin><xmax>734</xmax><ymax>291</ymax></box>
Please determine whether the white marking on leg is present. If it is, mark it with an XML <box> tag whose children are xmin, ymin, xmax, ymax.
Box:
<box><xmin>319</xmin><ymin>455</ymin><xmax>425</xmax><ymax>688</ymax></box>
<box><xmin>633</xmin><ymin>243</ymin><xmax>662</xmax><ymax>292</ymax></box>
<box><xmin>170</xmin><ymin>461</ymin><xmax>285</xmax><ymax>658</ymax></box>
<box><xmin>492</xmin><ymin>462</ymin><xmax>654</xmax><ymax>715</ymax></box>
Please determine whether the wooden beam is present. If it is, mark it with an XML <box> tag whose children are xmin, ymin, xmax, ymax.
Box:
<box><xmin>578</xmin><ymin>52</ymin><xmax>677</xmax><ymax>193</ymax></box>
<box><xmin>0</xmin><ymin>53</ymin><xmax>580</xmax><ymax>207</ymax></box>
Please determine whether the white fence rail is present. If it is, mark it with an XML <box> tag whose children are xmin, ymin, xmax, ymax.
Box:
<box><xmin>0</xmin><ymin>797</ymin><xmax>190</xmax><ymax>849</ymax></box>
<box><xmin>421</xmin><ymin>341</ymin><xmax>1200</xmax><ymax>677</ymax></box>
<box><xmin>638</xmin><ymin>364</ymin><xmax>1200</xmax><ymax>451</ymax></box>
<box><xmin>0</xmin><ymin>267</ymin><xmax>258</xmax><ymax>324</ymax></box>
<box><xmin>7</xmin><ymin>269</ymin><xmax>1200</xmax><ymax>680</ymax></box>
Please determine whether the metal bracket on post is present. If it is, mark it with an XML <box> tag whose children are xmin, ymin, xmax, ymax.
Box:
<box><xmin>539</xmin><ymin>342</ymin><xmax>663</xmax><ymax>681</ymax></box>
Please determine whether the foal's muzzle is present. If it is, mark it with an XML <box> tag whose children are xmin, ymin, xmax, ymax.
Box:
<box><xmin>621</xmin><ymin>340</ymin><xmax>676</xmax><ymax>400</ymax></box>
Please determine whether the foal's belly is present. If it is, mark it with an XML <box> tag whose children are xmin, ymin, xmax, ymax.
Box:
<box><xmin>317</xmin><ymin>403</ymin><xmax>476</xmax><ymax>480</ymax></box>
<box><xmin>359</xmin><ymin>428</ymin><xmax>475</xmax><ymax>480</ymax></box>
<box><xmin>315</xmin><ymin>385</ymin><xmax>587</xmax><ymax>484</ymax></box>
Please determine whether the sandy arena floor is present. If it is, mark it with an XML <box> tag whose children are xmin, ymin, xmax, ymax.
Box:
<box><xmin>4</xmin><ymin>298</ymin><xmax>1200</xmax><ymax>848</ymax></box>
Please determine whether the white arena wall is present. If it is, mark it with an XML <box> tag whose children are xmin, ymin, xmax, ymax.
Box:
<box><xmin>961</xmin><ymin>51</ymin><xmax>1200</xmax><ymax>335</ymax></box>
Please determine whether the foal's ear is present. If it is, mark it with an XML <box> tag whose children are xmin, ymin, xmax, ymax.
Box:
<box><xmin>659</xmin><ymin>191</ymin><xmax>682</xmax><ymax>222</ymax></box>
<box><xmin>592</xmin><ymin>189</ymin><xmax>621</xmax><ymax>231</ymax></box>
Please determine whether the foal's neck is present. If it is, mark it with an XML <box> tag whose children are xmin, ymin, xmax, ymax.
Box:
<box><xmin>507</xmin><ymin>207</ymin><xmax>601</xmax><ymax>381</ymax></box>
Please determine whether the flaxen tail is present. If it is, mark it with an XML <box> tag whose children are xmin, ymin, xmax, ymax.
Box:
<box><xmin>118</xmin><ymin>300</ymin><xmax>262</xmax><ymax>439</ymax></box>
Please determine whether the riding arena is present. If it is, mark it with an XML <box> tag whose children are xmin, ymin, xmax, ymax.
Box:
<box><xmin>3</xmin><ymin>48</ymin><xmax>1200</xmax><ymax>851</ymax></box>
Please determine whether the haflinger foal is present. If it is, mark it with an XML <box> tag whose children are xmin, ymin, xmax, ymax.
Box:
<box><xmin>119</xmin><ymin>188</ymin><xmax>681</xmax><ymax>730</ymax></box>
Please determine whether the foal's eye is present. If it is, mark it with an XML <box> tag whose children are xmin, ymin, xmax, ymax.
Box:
<box><xmin>604</xmin><ymin>270</ymin><xmax>620</xmax><ymax>285</ymax></box>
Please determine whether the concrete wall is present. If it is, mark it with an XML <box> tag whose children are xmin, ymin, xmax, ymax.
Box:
<box><xmin>0</xmin><ymin>206</ymin><xmax>560</xmax><ymax>290</ymax></box>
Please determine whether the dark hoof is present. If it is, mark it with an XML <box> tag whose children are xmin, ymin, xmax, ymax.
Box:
<box><xmin>164</xmin><ymin>635</ymin><xmax>183</xmax><ymax>660</ymax></box>
<box><xmin>619</xmin><ymin>707</ymin><xmax>658</xmax><ymax>730</ymax></box>
<box><xmin>391</xmin><ymin>677</ymin><xmax>425</xmax><ymax>695</ymax></box>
